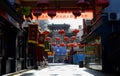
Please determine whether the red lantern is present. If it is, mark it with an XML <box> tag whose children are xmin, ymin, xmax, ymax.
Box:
<box><xmin>77</xmin><ymin>42</ymin><xmax>84</xmax><ymax>47</ymax></box>
<box><xmin>32</xmin><ymin>9</ymin><xmax>42</xmax><ymax>17</ymax></box>
<box><xmin>52</xmin><ymin>42</ymin><xmax>56</xmax><ymax>46</ymax></box>
<box><xmin>45</xmin><ymin>37</ymin><xmax>51</xmax><ymax>41</ymax></box>
<box><xmin>37</xmin><ymin>0</ymin><xmax>49</xmax><ymax>7</ymax></box>
<box><xmin>77</xmin><ymin>0</ymin><xmax>90</xmax><ymax>7</ymax></box>
<box><xmin>57</xmin><ymin>44</ymin><xmax>60</xmax><ymax>47</ymax></box>
<box><xmin>72</xmin><ymin>10</ymin><xmax>81</xmax><ymax>18</ymax></box>
<box><xmin>64</xmin><ymin>36</ymin><xmax>69</xmax><ymax>41</ymax></box>
<box><xmin>74</xmin><ymin>43</ymin><xmax>77</xmax><ymax>47</ymax></box>
<box><xmin>67</xmin><ymin>43</ymin><xmax>70</xmax><ymax>47</ymax></box>
<box><xmin>47</xmin><ymin>11</ymin><xmax>56</xmax><ymax>19</ymax></box>
<box><xmin>42</xmin><ymin>30</ymin><xmax>50</xmax><ymax>36</ymax></box>
<box><xmin>73</xmin><ymin>29</ymin><xmax>79</xmax><ymax>34</ymax></box>
<box><xmin>55</xmin><ymin>37</ymin><xmax>60</xmax><ymax>41</ymax></box>
<box><xmin>58</xmin><ymin>30</ymin><xmax>65</xmax><ymax>35</ymax></box>
<box><xmin>71</xmin><ymin>36</ymin><xmax>76</xmax><ymax>41</ymax></box>
<box><xmin>77</xmin><ymin>42</ymin><xmax>82</xmax><ymax>46</ymax></box>
<box><xmin>69</xmin><ymin>43</ymin><xmax>75</xmax><ymax>47</ymax></box>
<box><xmin>60</xmin><ymin>42</ymin><xmax>66</xmax><ymax>47</ymax></box>
<box><xmin>96</xmin><ymin>0</ymin><xmax>109</xmax><ymax>7</ymax></box>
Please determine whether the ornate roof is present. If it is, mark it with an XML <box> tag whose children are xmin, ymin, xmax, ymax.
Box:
<box><xmin>47</xmin><ymin>23</ymin><xmax>70</xmax><ymax>31</ymax></box>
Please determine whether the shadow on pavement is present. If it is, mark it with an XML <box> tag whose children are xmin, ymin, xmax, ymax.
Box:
<box><xmin>20</xmin><ymin>73</ymin><xmax>34</xmax><ymax>76</ymax></box>
<box><xmin>84</xmin><ymin>68</ymin><xmax>119</xmax><ymax>76</ymax></box>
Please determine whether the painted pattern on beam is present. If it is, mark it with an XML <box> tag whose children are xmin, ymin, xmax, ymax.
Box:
<box><xmin>31</xmin><ymin>10</ymin><xmax>93</xmax><ymax>20</ymax></box>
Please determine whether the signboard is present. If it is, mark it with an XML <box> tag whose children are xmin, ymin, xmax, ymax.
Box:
<box><xmin>45</xmin><ymin>41</ymin><xmax>50</xmax><ymax>51</ymax></box>
<box><xmin>38</xmin><ymin>33</ymin><xmax>45</xmax><ymax>47</ymax></box>
<box><xmin>52</xmin><ymin>46</ymin><xmax>67</xmax><ymax>55</ymax></box>
<box><xmin>28</xmin><ymin>24</ymin><xmax>38</xmax><ymax>44</ymax></box>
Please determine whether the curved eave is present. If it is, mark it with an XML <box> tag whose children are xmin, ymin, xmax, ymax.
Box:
<box><xmin>0</xmin><ymin>0</ymin><xmax>24</xmax><ymax>25</ymax></box>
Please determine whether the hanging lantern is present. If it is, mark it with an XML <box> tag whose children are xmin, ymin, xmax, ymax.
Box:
<box><xmin>72</xmin><ymin>10</ymin><xmax>81</xmax><ymax>18</ymax></box>
<box><xmin>32</xmin><ymin>9</ymin><xmax>42</xmax><ymax>18</ymax></box>
<box><xmin>71</xmin><ymin>36</ymin><xmax>76</xmax><ymax>41</ymax></box>
<box><xmin>69</xmin><ymin>43</ymin><xmax>75</xmax><ymax>47</ymax></box>
<box><xmin>77</xmin><ymin>42</ymin><xmax>84</xmax><ymax>47</ymax></box>
<box><xmin>37</xmin><ymin>0</ymin><xmax>49</xmax><ymax>7</ymax></box>
<box><xmin>60</xmin><ymin>42</ymin><xmax>66</xmax><ymax>47</ymax></box>
<box><xmin>67</xmin><ymin>43</ymin><xmax>70</xmax><ymax>47</ymax></box>
<box><xmin>74</xmin><ymin>43</ymin><xmax>77</xmax><ymax>47</ymax></box>
<box><xmin>64</xmin><ymin>36</ymin><xmax>69</xmax><ymax>41</ymax></box>
<box><xmin>55</xmin><ymin>37</ymin><xmax>60</xmax><ymax>41</ymax></box>
<box><xmin>42</xmin><ymin>30</ymin><xmax>50</xmax><ymax>36</ymax></box>
<box><xmin>77</xmin><ymin>42</ymin><xmax>82</xmax><ymax>46</ymax></box>
<box><xmin>96</xmin><ymin>0</ymin><xmax>109</xmax><ymax>7</ymax></box>
<box><xmin>52</xmin><ymin>42</ymin><xmax>56</xmax><ymax>46</ymax></box>
<box><xmin>58</xmin><ymin>30</ymin><xmax>65</xmax><ymax>35</ymax></box>
<box><xmin>73</xmin><ymin>29</ymin><xmax>79</xmax><ymax>35</ymax></box>
<box><xmin>47</xmin><ymin>11</ymin><xmax>56</xmax><ymax>19</ymax></box>
<box><xmin>57</xmin><ymin>44</ymin><xmax>60</xmax><ymax>47</ymax></box>
<box><xmin>77</xmin><ymin>0</ymin><xmax>90</xmax><ymax>7</ymax></box>
<box><xmin>45</xmin><ymin>37</ymin><xmax>51</xmax><ymax>41</ymax></box>
<box><xmin>77</xmin><ymin>0</ymin><xmax>90</xmax><ymax>12</ymax></box>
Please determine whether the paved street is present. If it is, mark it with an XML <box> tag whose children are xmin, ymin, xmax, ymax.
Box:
<box><xmin>9</xmin><ymin>63</ymin><xmax>117</xmax><ymax>76</ymax></box>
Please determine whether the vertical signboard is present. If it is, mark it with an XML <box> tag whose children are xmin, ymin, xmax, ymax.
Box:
<box><xmin>28</xmin><ymin>24</ymin><xmax>38</xmax><ymax>44</ymax></box>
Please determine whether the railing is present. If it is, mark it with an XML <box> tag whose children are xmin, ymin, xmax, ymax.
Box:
<box><xmin>91</xmin><ymin>13</ymin><xmax>102</xmax><ymax>32</ymax></box>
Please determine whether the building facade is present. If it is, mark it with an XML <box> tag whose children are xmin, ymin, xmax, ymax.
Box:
<box><xmin>0</xmin><ymin>0</ymin><xmax>28</xmax><ymax>75</ymax></box>
<box><xmin>81</xmin><ymin>0</ymin><xmax>120</xmax><ymax>74</ymax></box>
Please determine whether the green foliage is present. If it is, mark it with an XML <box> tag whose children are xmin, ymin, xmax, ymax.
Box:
<box><xmin>16</xmin><ymin>6</ymin><xmax>31</xmax><ymax>16</ymax></box>
<box><xmin>22</xmin><ymin>6</ymin><xmax>31</xmax><ymax>16</ymax></box>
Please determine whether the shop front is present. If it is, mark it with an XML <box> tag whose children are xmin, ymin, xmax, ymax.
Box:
<box><xmin>84</xmin><ymin>36</ymin><xmax>102</xmax><ymax>70</ymax></box>
<box><xmin>0</xmin><ymin>10</ymin><xmax>25</xmax><ymax>75</ymax></box>
<box><xmin>81</xmin><ymin>13</ymin><xmax>117</xmax><ymax>73</ymax></box>
<box><xmin>0</xmin><ymin>16</ymin><xmax>21</xmax><ymax>75</ymax></box>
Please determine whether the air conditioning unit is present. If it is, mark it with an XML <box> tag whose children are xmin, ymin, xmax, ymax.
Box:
<box><xmin>108</xmin><ymin>12</ymin><xmax>120</xmax><ymax>21</ymax></box>
<box><xmin>85</xmin><ymin>19</ymin><xmax>92</xmax><ymax>26</ymax></box>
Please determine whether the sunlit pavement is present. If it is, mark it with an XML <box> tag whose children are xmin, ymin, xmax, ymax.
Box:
<box><xmin>10</xmin><ymin>63</ymin><xmax>116</xmax><ymax>76</ymax></box>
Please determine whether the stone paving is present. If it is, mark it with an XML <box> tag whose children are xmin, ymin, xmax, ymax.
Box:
<box><xmin>3</xmin><ymin>63</ymin><xmax>119</xmax><ymax>76</ymax></box>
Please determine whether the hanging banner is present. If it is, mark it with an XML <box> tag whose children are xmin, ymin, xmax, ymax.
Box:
<box><xmin>45</xmin><ymin>41</ymin><xmax>50</xmax><ymax>51</ymax></box>
<box><xmin>38</xmin><ymin>33</ymin><xmax>45</xmax><ymax>47</ymax></box>
<box><xmin>28</xmin><ymin>24</ymin><xmax>38</xmax><ymax>44</ymax></box>
<box><xmin>36</xmin><ymin>32</ymin><xmax>45</xmax><ymax>62</ymax></box>
<box><xmin>36</xmin><ymin>46</ymin><xmax>44</xmax><ymax>61</ymax></box>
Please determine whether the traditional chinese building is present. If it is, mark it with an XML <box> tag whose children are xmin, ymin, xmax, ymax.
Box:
<box><xmin>0</xmin><ymin>0</ymin><xmax>25</xmax><ymax>75</ymax></box>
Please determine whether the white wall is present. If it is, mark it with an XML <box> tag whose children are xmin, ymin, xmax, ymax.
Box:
<box><xmin>77</xmin><ymin>29</ymin><xmax>83</xmax><ymax>41</ymax></box>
